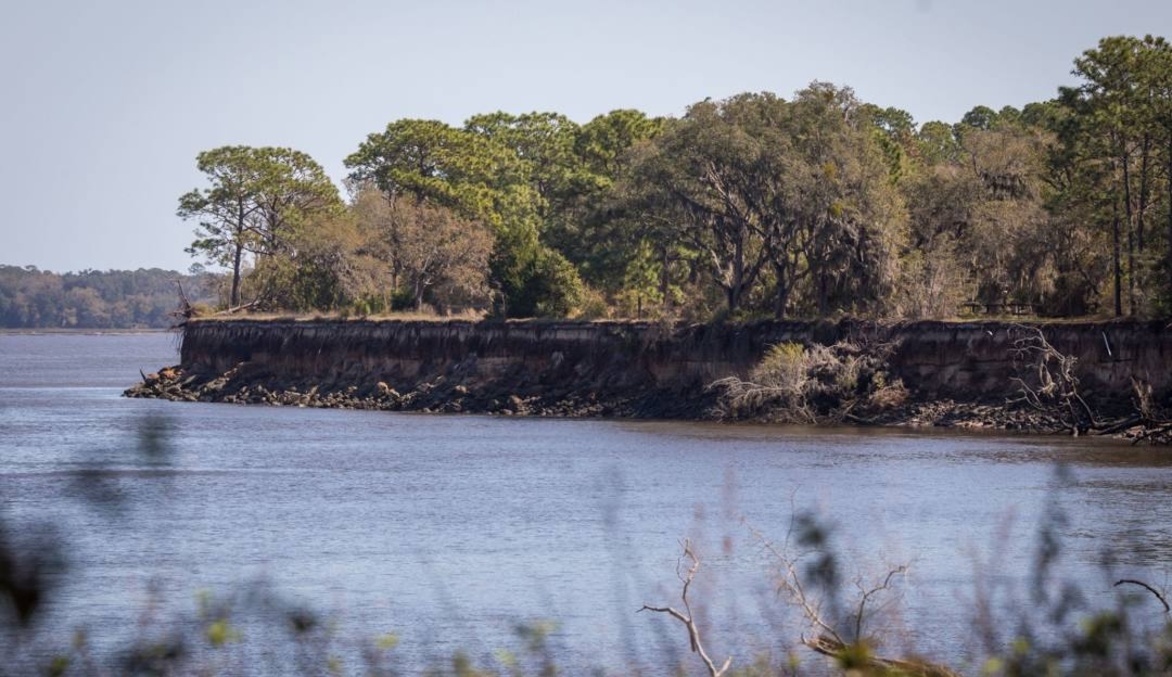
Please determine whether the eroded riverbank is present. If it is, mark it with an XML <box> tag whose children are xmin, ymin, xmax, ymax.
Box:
<box><xmin>124</xmin><ymin>318</ymin><xmax>1172</xmax><ymax>438</ymax></box>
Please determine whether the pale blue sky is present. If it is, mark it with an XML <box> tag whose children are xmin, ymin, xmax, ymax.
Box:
<box><xmin>2</xmin><ymin>0</ymin><xmax>1169</xmax><ymax>273</ymax></box>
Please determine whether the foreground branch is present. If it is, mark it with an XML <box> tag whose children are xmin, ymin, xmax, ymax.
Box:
<box><xmin>639</xmin><ymin>539</ymin><xmax>731</xmax><ymax>677</ymax></box>
<box><xmin>1114</xmin><ymin>579</ymin><xmax>1171</xmax><ymax>614</ymax></box>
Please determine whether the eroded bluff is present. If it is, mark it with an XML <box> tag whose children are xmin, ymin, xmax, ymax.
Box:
<box><xmin>125</xmin><ymin>318</ymin><xmax>1172</xmax><ymax>431</ymax></box>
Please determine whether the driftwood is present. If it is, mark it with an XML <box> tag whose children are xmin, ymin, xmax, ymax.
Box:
<box><xmin>222</xmin><ymin>300</ymin><xmax>259</xmax><ymax>315</ymax></box>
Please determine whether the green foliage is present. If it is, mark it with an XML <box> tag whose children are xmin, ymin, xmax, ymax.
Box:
<box><xmin>507</xmin><ymin>248</ymin><xmax>586</xmax><ymax>318</ymax></box>
<box><xmin>545</xmin><ymin>109</ymin><xmax>666</xmax><ymax>298</ymax></box>
<box><xmin>618</xmin><ymin>85</ymin><xmax>907</xmax><ymax>319</ymax></box>
<box><xmin>346</xmin><ymin>118</ymin><xmax>584</xmax><ymax>318</ymax></box>
<box><xmin>179</xmin><ymin>145</ymin><xmax>342</xmax><ymax>307</ymax></box>
<box><xmin>346</xmin><ymin>119</ymin><xmax>532</xmax><ymax>224</ymax></box>
<box><xmin>154</xmin><ymin>33</ymin><xmax>1172</xmax><ymax>321</ymax></box>
<box><xmin>1054</xmin><ymin>35</ymin><xmax>1172</xmax><ymax>317</ymax></box>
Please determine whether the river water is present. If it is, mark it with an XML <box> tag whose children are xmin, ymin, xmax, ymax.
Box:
<box><xmin>2</xmin><ymin>332</ymin><xmax>1171</xmax><ymax>674</ymax></box>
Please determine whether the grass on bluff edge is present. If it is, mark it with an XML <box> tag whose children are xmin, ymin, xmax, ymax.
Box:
<box><xmin>184</xmin><ymin>304</ymin><xmax>1144</xmax><ymax>325</ymax></box>
<box><xmin>191</xmin><ymin>308</ymin><xmax>489</xmax><ymax>323</ymax></box>
<box><xmin>4</xmin><ymin>414</ymin><xmax>1172</xmax><ymax>675</ymax></box>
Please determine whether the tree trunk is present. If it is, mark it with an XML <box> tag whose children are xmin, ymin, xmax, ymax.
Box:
<box><xmin>231</xmin><ymin>200</ymin><xmax>247</xmax><ymax>309</ymax></box>
<box><xmin>414</xmin><ymin>279</ymin><xmax>425</xmax><ymax>311</ymax></box>
<box><xmin>773</xmin><ymin>261</ymin><xmax>790</xmax><ymax>319</ymax></box>
<box><xmin>1122</xmin><ymin>150</ymin><xmax>1135</xmax><ymax>315</ymax></box>
<box><xmin>660</xmin><ymin>245</ymin><xmax>670</xmax><ymax>311</ymax></box>
<box><xmin>1138</xmin><ymin>134</ymin><xmax>1151</xmax><ymax>252</ymax></box>
<box><xmin>731</xmin><ymin>230</ymin><xmax>745</xmax><ymax>312</ymax></box>
<box><xmin>818</xmin><ymin>269</ymin><xmax>829</xmax><ymax>316</ymax></box>
<box><xmin>230</xmin><ymin>243</ymin><xmax>243</xmax><ymax>308</ymax></box>
<box><xmin>1113</xmin><ymin>200</ymin><xmax>1123</xmax><ymax>317</ymax></box>
<box><xmin>725</xmin><ymin>285</ymin><xmax>739</xmax><ymax>314</ymax></box>
<box><xmin>1167</xmin><ymin>135</ymin><xmax>1172</xmax><ymax>291</ymax></box>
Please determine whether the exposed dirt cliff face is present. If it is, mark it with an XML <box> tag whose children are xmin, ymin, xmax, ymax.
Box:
<box><xmin>885</xmin><ymin>321</ymin><xmax>1170</xmax><ymax>410</ymax></box>
<box><xmin>126</xmin><ymin>318</ymin><xmax>1172</xmax><ymax>428</ymax></box>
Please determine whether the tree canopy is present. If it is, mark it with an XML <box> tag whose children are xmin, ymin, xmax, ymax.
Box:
<box><xmin>169</xmin><ymin>34</ymin><xmax>1172</xmax><ymax>321</ymax></box>
<box><xmin>178</xmin><ymin>146</ymin><xmax>342</xmax><ymax>308</ymax></box>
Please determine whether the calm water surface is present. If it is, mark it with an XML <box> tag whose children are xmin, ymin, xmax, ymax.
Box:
<box><xmin>2</xmin><ymin>332</ymin><xmax>1171</xmax><ymax>673</ymax></box>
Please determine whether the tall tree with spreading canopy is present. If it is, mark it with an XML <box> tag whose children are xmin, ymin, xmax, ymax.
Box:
<box><xmin>624</xmin><ymin>86</ymin><xmax>904</xmax><ymax>318</ymax></box>
<box><xmin>624</xmin><ymin>97</ymin><xmax>772</xmax><ymax>314</ymax></box>
<box><xmin>554</xmin><ymin>109</ymin><xmax>667</xmax><ymax>298</ymax></box>
<box><xmin>783</xmin><ymin>84</ymin><xmax>906</xmax><ymax>316</ymax></box>
<box><xmin>351</xmin><ymin>185</ymin><xmax>494</xmax><ymax>311</ymax></box>
<box><xmin>178</xmin><ymin>146</ymin><xmax>341</xmax><ymax>307</ymax></box>
<box><xmin>346</xmin><ymin>118</ymin><xmax>589</xmax><ymax>317</ymax></box>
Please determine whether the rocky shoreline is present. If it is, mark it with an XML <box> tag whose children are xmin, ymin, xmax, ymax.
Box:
<box><xmin>123</xmin><ymin>318</ymin><xmax>1172</xmax><ymax>443</ymax></box>
<box><xmin>123</xmin><ymin>364</ymin><xmax>1155</xmax><ymax>440</ymax></box>
<box><xmin>124</xmin><ymin>363</ymin><xmax>706</xmax><ymax>418</ymax></box>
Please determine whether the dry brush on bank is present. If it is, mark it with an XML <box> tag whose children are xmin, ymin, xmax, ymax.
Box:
<box><xmin>707</xmin><ymin>340</ymin><xmax>908</xmax><ymax>425</ymax></box>
<box><xmin>708</xmin><ymin>324</ymin><xmax>1172</xmax><ymax>443</ymax></box>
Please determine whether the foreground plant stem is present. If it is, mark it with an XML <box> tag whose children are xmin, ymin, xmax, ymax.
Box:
<box><xmin>639</xmin><ymin>539</ymin><xmax>731</xmax><ymax>677</ymax></box>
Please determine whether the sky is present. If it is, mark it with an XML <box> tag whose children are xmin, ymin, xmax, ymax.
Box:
<box><xmin>2</xmin><ymin>0</ymin><xmax>1170</xmax><ymax>274</ymax></box>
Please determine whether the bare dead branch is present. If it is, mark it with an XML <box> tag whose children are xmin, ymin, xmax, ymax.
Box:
<box><xmin>639</xmin><ymin>539</ymin><xmax>732</xmax><ymax>677</ymax></box>
<box><xmin>749</xmin><ymin>520</ymin><xmax>950</xmax><ymax>675</ymax></box>
<box><xmin>853</xmin><ymin>564</ymin><xmax>909</xmax><ymax>642</ymax></box>
<box><xmin>747</xmin><ymin>523</ymin><xmax>844</xmax><ymax>645</ymax></box>
<box><xmin>1115</xmin><ymin>579</ymin><xmax>1172</xmax><ymax>613</ymax></box>
<box><xmin>1007</xmin><ymin>325</ymin><xmax>1097</xmax><ymax>434</ymax></box>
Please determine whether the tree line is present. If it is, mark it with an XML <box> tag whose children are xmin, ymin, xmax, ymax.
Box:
<box><xmin>179</xmin><ymin>35</ymin><xmax>1172</xmax><ymax>321</ymax></box>
<box><xmin>0</xmin><ymin>266</ymin><xmax>218</xmax><ymax>329</ymax></box>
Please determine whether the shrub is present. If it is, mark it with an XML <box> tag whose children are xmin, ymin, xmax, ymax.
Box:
<box><xmin>712</xmin><ymin>340</ymin><xmax>903</xmax><ymax>423</ymax></box>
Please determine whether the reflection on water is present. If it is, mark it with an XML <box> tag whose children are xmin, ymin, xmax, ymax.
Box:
<box><xmin>2</xmin><ymin>333</ymin><xmax>1171</xmax><ymax>671</ymax></box>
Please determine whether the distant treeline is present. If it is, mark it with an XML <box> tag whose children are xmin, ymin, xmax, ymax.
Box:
<box><xmin>0</xmin><ymin>265</ymin><xmax>218</xmax><ymax>329</ymax></box>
